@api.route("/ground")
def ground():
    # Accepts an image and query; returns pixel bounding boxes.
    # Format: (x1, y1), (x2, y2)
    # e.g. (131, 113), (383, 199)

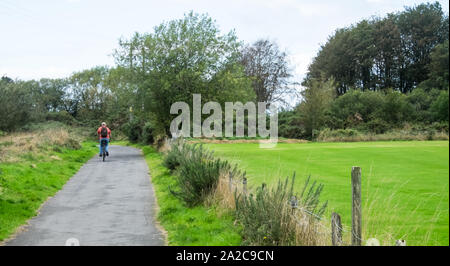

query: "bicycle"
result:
(100, 139), (108, 162)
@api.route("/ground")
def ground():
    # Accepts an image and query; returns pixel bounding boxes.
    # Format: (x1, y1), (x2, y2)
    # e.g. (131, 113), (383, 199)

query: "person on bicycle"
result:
(97, 122), (111, 157)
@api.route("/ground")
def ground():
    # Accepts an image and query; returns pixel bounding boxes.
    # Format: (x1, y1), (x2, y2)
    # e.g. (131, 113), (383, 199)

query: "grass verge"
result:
(124, 142), (241, 246)
(0, 141), (98, 242)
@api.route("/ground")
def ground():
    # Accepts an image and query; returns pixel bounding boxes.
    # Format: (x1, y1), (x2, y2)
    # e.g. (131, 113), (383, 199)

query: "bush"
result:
(235, 174), (327, 246)
(122, 119), (142, 142)
(278, 109), (306, 139)
(430, 90), (449, 122)
(141, 122), (155, 144)
(162, 140), (189, 171)
(430, 121), (449, 133)
(169, 144), (237, 206)
(330, 90), (385, 127)
(46, 111), (77, 125)
(363, 118), (390, 134)
(381, 90), (412, 125)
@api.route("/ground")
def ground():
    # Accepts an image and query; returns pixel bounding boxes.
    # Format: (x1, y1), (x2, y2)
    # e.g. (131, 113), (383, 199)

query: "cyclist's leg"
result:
(99, 139), (102, 156)
(105, 139), (109, 156)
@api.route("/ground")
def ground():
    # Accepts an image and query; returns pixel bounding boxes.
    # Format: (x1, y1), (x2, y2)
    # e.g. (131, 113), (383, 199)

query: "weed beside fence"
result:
(235, 174), (328, 246)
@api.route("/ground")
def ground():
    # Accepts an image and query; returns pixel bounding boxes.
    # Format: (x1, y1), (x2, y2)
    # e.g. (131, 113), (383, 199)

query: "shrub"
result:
(46, 111), (77, 125)
(122, 119), (142, 142)
(235, 174), (327, 246)
(430, 90), (449, 122)
(162, 140), (190, 171)
(278, 109), (306, 139)
(363, 118), (390, 134)
(430, 121), (449, 133)
(141, 122), (155, 144)
(169, 144), (238, 206)
(381, 90), (412, 125)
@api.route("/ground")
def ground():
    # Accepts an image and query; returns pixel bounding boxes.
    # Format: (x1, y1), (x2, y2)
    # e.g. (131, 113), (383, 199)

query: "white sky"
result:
(1, 0), (448, 82)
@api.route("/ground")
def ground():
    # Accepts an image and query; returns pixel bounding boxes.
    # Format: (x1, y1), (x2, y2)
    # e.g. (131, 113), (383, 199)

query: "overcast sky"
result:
(1, 0), (448, 82)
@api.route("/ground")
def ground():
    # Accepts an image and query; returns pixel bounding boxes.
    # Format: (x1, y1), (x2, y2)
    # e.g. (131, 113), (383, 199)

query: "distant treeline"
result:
(280, 2), (449, 139)
(1, 3), (448, 141)
(305, 2), (449, 94)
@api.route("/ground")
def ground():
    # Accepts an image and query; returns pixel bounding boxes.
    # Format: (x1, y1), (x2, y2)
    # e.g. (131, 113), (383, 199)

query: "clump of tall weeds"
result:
(234, 173), (328, 246)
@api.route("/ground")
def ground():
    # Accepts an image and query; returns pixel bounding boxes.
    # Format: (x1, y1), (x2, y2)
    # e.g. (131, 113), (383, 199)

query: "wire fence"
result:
(227, 167), (367, 246)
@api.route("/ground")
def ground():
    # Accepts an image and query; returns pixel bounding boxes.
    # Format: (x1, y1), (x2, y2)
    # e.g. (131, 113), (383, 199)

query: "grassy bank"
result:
(0, 126), (98, 241)
(124, 142), (241, 245)
(204, 141), (449, 246)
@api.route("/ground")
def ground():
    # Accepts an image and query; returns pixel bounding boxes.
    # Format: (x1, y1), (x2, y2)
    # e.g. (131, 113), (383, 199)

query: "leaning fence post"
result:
(351, 166), (362, 246)
(331, 212), (342, 246)
(242, 176), (247, 195)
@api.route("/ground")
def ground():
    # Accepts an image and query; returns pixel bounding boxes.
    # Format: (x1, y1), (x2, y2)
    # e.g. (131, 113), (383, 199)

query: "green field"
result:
(204, 141), (449, 246)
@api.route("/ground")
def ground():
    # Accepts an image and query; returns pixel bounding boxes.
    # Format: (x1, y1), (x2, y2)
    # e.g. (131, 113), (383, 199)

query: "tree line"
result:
(280, 2), (449, 139)
(305, 2), (448, 94)
(1, 3), (448, 141)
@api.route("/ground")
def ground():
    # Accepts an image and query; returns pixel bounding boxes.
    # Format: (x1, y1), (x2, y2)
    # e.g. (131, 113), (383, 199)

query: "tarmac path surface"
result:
(6, 145), (165, 246)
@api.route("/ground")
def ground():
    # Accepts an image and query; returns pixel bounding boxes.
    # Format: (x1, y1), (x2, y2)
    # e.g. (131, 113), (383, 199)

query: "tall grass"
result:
(0, 127), (81, 163)
(358, 175), (448, 246)
(234, 174), (329, 246)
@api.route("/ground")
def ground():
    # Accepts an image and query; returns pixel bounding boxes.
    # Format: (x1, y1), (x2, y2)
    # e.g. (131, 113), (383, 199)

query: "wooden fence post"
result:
(331, 212), (342, 246)
(351, 166), (362, 246)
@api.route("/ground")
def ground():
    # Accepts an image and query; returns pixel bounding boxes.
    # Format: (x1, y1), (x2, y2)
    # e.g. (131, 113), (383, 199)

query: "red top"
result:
(97, 126), (111, 140)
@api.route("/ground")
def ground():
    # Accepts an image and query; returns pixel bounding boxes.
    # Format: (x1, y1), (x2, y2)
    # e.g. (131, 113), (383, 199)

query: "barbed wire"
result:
(287, 202), (365, 245)
(225, 171), (366, 245)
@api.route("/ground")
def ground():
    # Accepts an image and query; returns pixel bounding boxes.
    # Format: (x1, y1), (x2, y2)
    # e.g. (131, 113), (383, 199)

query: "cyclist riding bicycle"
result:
(97, 122), (111, 157)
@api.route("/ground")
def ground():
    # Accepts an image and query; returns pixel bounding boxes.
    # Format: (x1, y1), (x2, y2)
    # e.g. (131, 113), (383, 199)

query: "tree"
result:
(430, 90), (449, 122)
(33, 78), (67, 112)
(396, 2), (449, 92)
(419, 40), (449, 90)
(298, 78), (336, 138)
(304, 2), (449, 94)
(372, 15), (402, 90)
(240, 39), (294, 105)
(69, 66), (113, 123)
(0, 78), (34, 131)
(114, 11), (254, 136)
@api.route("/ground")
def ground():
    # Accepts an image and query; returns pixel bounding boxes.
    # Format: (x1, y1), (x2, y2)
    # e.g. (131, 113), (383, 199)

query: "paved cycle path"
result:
(6, 145), (165, 246)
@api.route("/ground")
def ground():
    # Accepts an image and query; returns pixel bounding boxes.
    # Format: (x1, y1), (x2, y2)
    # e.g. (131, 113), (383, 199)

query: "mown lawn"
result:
(204, 141), (449, 246)
(0, 141), (98, 242)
